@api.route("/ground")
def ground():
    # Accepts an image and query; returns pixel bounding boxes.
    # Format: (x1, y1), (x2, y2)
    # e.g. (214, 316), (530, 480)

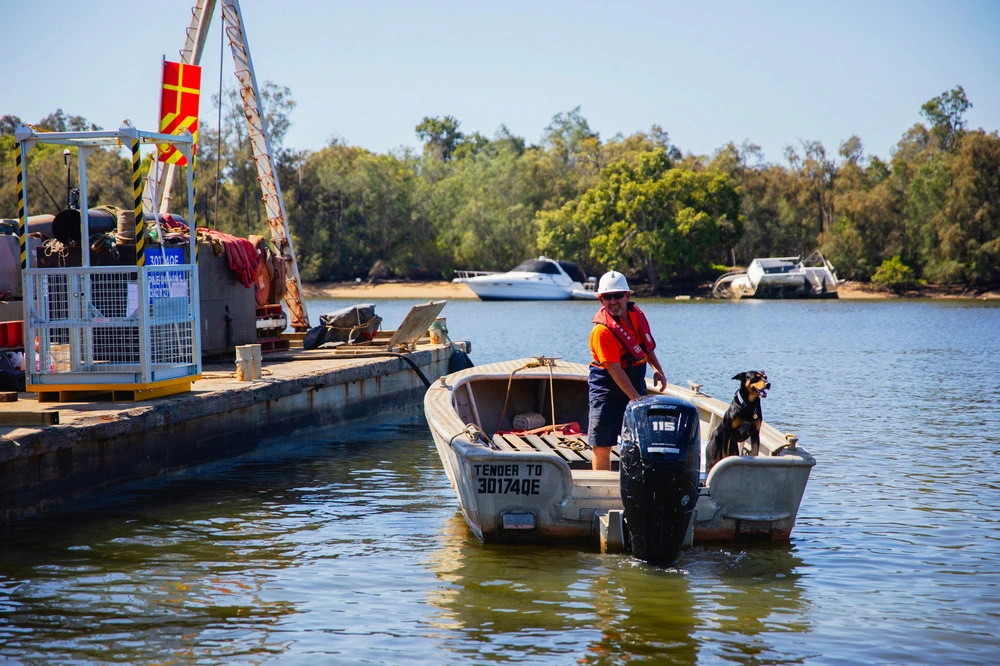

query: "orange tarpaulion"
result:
(158, 60), (201, 165)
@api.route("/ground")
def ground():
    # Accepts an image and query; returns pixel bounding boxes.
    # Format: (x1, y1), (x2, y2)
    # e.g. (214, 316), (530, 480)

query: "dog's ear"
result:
(732, 372), (747, 381)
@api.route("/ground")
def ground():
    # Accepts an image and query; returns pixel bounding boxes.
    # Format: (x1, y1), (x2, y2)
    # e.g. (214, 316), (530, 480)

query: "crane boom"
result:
(153, 0), (310, 331)
(220, 0), (308, 330)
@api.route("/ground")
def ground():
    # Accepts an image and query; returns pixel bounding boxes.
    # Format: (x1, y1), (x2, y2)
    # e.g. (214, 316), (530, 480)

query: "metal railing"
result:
(453, 270), (498, 279)
(24, 265), (200, 387)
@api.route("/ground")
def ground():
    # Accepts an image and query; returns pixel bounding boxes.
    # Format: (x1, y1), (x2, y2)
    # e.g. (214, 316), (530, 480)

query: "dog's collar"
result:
(735, 390), (760, 419)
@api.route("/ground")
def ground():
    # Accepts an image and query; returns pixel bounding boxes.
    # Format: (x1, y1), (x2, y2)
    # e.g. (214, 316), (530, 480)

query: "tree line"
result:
(2, 85), (997, 290)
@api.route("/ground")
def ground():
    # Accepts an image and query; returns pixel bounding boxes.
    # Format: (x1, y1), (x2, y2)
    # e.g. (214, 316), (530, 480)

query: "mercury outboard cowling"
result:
(619, 395), (701, 565)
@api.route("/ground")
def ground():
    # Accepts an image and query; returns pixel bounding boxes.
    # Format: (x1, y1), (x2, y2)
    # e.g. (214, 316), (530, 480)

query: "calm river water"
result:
(1, 297), (998, 664)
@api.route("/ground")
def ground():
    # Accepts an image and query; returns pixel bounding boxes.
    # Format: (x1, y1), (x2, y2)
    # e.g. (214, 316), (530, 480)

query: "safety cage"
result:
(14, 122), (202, 400)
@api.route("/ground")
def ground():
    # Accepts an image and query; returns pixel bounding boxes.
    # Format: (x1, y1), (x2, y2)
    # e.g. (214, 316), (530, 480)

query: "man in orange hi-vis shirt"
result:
(587, 271), (667, 471)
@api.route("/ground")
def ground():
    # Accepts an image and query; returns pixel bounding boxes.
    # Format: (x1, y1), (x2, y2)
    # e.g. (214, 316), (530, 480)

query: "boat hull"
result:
(464, 284), (573, 301)
(452, 257), (596, 301)
(454, 276), (576, 301)
(424, 359), (816, 548)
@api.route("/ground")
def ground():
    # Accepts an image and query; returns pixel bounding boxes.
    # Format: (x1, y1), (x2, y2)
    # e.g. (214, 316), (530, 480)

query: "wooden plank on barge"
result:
(0, 411), (59, 426)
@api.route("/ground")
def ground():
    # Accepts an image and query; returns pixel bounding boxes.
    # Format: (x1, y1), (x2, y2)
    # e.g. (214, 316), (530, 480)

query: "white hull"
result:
(424, 358), (815, 547)
(455, 276), (578, 301)
(453, 257), (597, 301)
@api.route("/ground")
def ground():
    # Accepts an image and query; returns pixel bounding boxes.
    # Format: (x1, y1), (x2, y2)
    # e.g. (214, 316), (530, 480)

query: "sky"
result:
(3, 0), (999, 165)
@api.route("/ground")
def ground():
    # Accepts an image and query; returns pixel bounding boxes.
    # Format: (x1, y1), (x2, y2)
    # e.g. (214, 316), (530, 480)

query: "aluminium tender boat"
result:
(424, 357), (815, 555)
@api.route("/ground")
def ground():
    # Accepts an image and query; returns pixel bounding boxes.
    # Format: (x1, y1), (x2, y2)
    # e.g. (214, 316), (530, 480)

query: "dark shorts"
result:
(588, 399), (629, 448)
(587, 363), (647, 448)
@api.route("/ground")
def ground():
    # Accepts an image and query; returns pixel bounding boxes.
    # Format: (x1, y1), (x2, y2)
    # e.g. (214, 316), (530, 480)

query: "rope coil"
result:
(42, 238), (69, 258)
(320, 314), (381, 344)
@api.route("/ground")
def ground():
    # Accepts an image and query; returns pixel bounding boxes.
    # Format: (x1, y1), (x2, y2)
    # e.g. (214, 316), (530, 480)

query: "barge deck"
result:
(0, 341), (452, 521)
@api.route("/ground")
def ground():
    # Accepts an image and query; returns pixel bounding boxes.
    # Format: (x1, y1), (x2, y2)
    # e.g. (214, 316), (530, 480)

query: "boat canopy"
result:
(511, 259), (562, 275)
(557, 261), (587, 284)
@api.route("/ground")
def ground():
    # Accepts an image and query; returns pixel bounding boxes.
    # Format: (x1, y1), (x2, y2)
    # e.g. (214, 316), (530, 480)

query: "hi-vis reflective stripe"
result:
(132, 139), (145, 267)
(16, 147), (26, 269)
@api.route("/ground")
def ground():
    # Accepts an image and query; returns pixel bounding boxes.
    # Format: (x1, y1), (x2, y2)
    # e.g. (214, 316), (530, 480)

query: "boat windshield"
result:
(510, 259), (561, 274)
(801, 250), (828, 268)
(758, 258), (800, 274)
(557, 261), (587, 283)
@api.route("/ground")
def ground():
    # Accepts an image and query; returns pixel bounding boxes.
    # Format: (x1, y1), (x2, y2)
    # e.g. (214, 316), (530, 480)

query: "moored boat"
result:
(424, 357), (815, 557)
(713, 249), (840, 299)
(453, 257), (597, 301)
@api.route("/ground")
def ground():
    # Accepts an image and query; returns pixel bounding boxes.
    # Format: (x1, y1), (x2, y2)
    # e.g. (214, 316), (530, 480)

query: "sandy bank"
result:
(301, 280), (998, 301)
(303, 280), (478, 300)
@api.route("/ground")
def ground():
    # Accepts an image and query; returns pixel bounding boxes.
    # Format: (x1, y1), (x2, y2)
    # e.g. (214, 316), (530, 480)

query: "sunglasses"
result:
(601, 292), (628, 301)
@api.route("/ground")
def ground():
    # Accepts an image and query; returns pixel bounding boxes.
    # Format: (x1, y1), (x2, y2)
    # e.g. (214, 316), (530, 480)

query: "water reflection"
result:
(426, 513), (810, 664)
(0, 503), (299, 662)
(0, 420), (449, 664)
(0, 299), (996, 663)
(579, 561), (697, 665)
(684, 546), (812, 664)
(426, 514), (623, 658)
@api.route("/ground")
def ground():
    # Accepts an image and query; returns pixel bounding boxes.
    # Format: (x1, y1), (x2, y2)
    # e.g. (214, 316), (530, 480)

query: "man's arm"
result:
(647, 349), (666, 392)
(605, 361), (643, 402)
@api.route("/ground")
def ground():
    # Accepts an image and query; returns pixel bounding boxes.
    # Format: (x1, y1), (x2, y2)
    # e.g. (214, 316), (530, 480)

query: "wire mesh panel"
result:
(24, 265), (200, 388)
(92, 271), (141, 367)
(147, 263), (196, 369)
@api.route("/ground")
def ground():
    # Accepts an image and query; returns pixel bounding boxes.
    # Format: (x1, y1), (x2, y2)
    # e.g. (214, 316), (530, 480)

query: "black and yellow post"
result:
(16, 145), (26, 270)
(191, 153), (198, 265)
(132, 138), (145, 267)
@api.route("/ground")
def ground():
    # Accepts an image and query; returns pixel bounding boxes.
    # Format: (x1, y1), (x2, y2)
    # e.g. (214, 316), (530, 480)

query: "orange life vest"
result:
(591, 303), (655, 366)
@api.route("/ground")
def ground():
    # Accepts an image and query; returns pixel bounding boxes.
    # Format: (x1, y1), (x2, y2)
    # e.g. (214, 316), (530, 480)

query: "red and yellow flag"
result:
(158, 60), (201, 165)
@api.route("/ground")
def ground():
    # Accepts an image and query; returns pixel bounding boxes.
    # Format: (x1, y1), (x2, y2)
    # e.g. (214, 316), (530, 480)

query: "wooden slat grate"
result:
(486, 431), (619, 470)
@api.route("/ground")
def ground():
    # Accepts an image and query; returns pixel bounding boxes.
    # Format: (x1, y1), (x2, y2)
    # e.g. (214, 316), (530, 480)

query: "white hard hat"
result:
(597, 271), (631, 295)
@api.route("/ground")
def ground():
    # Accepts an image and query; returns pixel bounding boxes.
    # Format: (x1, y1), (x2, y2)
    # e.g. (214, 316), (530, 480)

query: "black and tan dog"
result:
(705, 371), (770, 474)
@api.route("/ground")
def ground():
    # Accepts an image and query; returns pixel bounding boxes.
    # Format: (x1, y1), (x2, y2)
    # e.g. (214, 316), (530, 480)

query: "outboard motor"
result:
(619, 395), (701, 565)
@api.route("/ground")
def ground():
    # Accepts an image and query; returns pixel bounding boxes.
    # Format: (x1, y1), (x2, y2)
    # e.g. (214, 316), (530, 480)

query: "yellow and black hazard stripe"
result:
(131, 138), (145, 267)
(16, 146), (26, 269)
(191, 153), (198, 265)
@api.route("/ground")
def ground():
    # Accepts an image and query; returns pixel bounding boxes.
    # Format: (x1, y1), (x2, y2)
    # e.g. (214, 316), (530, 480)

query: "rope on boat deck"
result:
(556, 437), (589, 452)
(495, 355), (560, 437)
